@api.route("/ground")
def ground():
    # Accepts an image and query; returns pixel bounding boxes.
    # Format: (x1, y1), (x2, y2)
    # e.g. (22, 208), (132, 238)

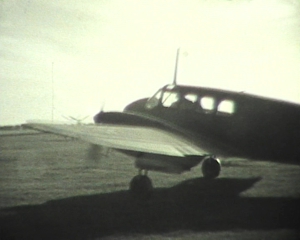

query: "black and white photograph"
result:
(1, 0), (300, 239)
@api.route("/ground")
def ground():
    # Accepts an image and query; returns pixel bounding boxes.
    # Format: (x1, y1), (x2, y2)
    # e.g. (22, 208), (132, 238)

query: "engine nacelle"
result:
(201, 156), (221, 179)
(135, 153), (202, 174)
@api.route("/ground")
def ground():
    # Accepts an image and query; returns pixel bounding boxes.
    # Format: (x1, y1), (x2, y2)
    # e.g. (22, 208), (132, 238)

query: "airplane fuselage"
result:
(94, 84), (300, 162)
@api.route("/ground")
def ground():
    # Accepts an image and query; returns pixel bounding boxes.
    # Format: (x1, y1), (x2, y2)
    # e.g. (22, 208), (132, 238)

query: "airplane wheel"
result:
(129, 175), (153, 200)
(201, 156), (221, 179)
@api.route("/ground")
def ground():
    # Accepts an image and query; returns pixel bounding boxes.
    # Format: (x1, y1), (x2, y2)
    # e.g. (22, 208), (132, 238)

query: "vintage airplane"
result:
(25, 50), (300, 200)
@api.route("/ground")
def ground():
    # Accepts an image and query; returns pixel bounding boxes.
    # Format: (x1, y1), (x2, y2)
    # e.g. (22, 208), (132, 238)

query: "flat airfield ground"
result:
(0, 132), (300, 239)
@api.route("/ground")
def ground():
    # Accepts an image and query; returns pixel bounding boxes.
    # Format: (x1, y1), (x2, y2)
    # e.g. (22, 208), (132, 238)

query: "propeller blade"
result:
(87, 144), (111, 161)
(62, 115), (71, 121)
(69, 116), (78, 121)
(87, 144), (103, 161)
(79, 115), (89, 121)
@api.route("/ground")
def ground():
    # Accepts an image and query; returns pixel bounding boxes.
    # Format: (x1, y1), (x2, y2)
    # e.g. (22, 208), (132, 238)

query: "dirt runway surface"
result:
(0, 133), (300, 239)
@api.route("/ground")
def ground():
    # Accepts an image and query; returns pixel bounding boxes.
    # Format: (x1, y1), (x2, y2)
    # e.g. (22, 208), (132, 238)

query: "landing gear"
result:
(129, 170), (153, 200)
(201, 156), (221, 179)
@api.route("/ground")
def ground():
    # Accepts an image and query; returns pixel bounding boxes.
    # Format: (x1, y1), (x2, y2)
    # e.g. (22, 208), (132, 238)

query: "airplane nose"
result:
(93, 101), (106, 123)
(93, 111), (104, 123)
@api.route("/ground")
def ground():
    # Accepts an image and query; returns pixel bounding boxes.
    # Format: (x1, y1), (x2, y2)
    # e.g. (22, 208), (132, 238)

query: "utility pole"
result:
(51, 62), (54, 122)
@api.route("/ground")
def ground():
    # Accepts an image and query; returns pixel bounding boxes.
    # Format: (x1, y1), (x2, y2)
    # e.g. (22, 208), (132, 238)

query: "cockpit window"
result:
(145, 89), (162, 109)
(162, 91), (180, 108)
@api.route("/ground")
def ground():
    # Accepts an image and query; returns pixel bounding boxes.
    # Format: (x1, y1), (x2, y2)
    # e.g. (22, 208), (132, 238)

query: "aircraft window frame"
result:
(217, 99), (236, 115)
(162, 90), (180, 108)
(199, 96), (216, 113)
(165, 84), (176, 90)
(145, 89), (162, 109)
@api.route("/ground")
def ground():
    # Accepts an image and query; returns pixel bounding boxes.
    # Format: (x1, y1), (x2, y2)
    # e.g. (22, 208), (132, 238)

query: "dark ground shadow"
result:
(1, 177), (299, 240)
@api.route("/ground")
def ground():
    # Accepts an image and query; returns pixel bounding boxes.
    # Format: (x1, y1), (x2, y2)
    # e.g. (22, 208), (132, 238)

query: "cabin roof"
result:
(164, 84), (300, 107)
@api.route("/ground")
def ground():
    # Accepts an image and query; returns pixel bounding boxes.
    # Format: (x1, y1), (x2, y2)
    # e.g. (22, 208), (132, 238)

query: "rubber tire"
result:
(201, 157), (221, 179)
(129, 175), (153, 201)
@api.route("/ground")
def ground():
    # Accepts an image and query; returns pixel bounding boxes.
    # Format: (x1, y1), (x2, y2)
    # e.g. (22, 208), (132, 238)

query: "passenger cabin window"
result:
(180, 93), (198, 110)
(145, 89), (162, 109)
(200, 96), (215, 113)
(162, 91), (180, 108)
(217, 100), (235, 115)
(184, 93), (198, 103)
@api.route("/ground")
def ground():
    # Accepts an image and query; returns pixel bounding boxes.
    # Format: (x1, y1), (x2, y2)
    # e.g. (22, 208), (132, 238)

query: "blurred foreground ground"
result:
(0, 132), (300, 239)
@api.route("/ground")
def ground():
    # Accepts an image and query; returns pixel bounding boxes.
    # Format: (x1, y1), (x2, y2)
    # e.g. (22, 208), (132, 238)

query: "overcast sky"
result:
(1, 0), (300, 125)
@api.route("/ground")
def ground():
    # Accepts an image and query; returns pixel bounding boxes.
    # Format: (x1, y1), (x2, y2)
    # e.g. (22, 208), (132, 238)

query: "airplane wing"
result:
(24, 122), (208, 157)
(0, 129), (41, 136)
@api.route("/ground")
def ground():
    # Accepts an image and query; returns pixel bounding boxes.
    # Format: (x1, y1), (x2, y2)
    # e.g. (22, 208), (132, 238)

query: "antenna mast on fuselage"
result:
(173, 48), (180, 85)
